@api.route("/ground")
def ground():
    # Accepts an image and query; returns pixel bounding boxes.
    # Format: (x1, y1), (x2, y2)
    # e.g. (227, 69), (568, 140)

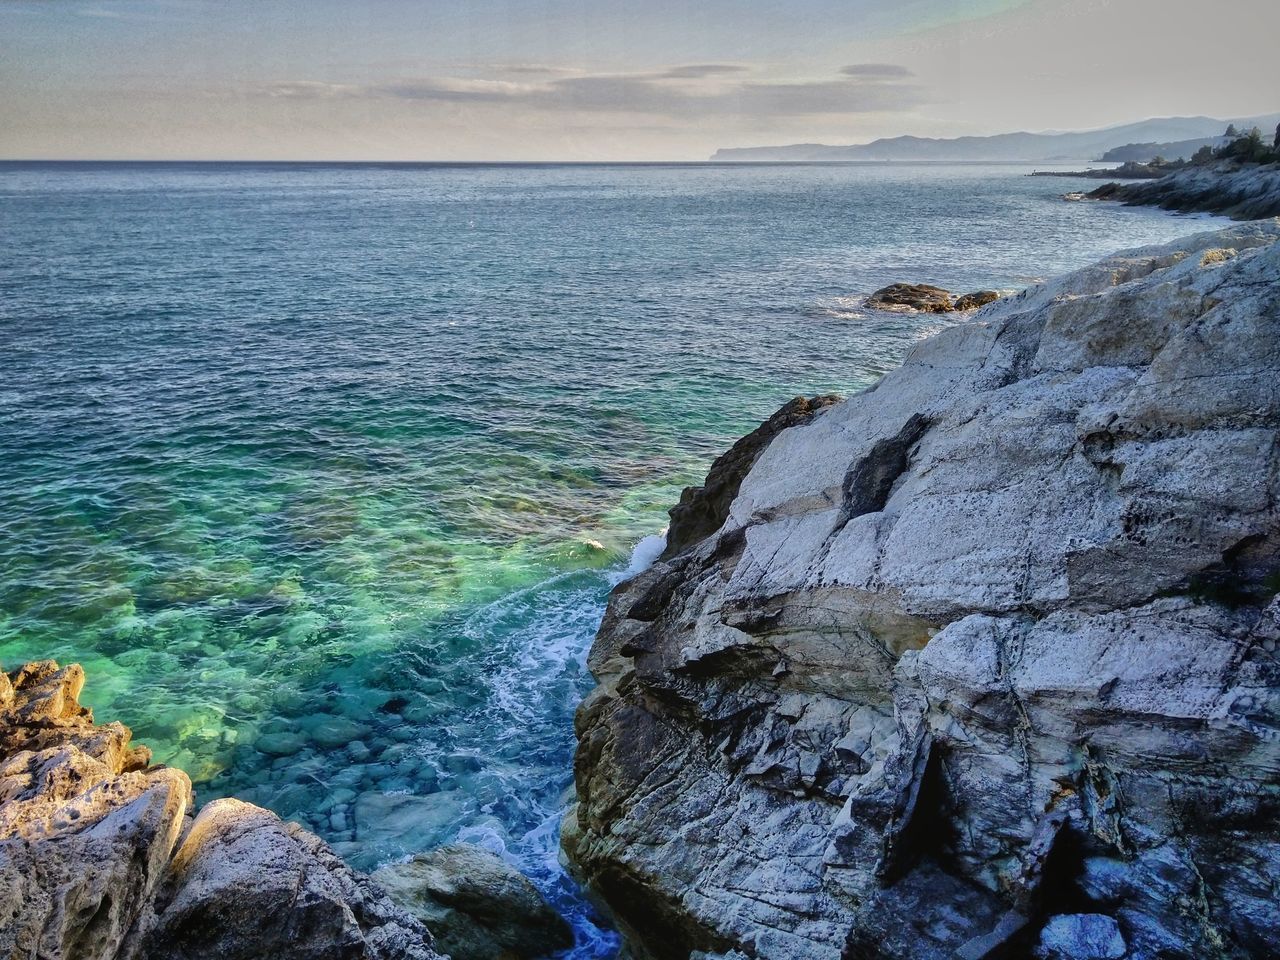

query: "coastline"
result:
(3, 167), (1275, 960)
(1087, 161), (1280, 219)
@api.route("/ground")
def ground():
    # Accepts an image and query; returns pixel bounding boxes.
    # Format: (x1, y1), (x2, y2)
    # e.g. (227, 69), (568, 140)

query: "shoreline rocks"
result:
(0, 660), (443, 959)
(1088, 161), (1280, 219)
(564, 221), (1280, 959)
(865, 283), (1002, 314)
(0, 659), (575, 960)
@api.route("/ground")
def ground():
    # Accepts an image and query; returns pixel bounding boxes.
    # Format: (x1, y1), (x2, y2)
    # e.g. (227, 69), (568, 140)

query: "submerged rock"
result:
(1035, 914), (1127, 960)
(0, 660), (444, 960)
(565, 221), (1280, 959)
(374, 844), (574, 960)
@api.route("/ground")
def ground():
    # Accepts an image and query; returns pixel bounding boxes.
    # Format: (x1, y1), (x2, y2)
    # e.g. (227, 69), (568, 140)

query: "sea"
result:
(0, 160), (1226, 956)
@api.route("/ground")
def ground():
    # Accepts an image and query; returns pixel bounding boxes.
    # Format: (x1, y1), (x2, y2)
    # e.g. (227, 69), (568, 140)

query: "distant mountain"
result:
(712, 113), (1280, 163)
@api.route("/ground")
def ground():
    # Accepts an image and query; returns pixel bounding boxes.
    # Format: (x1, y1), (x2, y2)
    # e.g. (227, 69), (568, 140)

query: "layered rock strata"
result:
(564, 222), (1280, 960)
(1089, 162), (1280, 220)
(0, 660), (443, 960)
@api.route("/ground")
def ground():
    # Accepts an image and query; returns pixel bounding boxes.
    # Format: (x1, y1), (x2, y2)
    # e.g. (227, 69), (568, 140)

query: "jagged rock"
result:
(953, 290), (1001, 311)
(0, 662), (187, 960)
(663, 394), (840, 559)
(864, 285), (1003, 314)
(0, 660), (446, 960)
(374, 844), (574, 960)
(136, 799), (439, 960)
(565, 221), (1280, 960)
(865, 282), (955, 313)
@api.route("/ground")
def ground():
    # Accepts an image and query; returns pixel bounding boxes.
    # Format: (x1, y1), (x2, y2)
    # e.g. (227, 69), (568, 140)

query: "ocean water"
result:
(0, 161), (1223, 955)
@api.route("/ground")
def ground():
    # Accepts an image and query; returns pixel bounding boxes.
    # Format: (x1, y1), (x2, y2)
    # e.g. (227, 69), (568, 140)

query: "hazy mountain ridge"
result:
(713, 113), (1280, 162)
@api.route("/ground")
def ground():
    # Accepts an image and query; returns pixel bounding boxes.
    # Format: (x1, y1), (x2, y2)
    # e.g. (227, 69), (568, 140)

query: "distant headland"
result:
(712, 112), (1280, 163)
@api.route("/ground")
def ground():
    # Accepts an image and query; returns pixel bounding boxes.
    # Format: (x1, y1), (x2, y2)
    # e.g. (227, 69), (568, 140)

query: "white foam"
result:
(612, 531), (666, 585)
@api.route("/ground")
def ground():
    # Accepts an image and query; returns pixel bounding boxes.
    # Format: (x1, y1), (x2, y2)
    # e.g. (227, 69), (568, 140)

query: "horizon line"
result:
(0, 158), (1111, 166)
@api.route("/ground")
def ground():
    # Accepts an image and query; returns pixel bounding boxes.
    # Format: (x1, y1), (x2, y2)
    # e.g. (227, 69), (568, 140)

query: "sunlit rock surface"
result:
(565, 221), (1280, 960)
(0, 660), (443, 960)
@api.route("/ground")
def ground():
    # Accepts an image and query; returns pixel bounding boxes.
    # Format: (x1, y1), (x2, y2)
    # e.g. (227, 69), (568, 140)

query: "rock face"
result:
(1089, 161), (1280, 219)
(664, 395), (841, 560)
(565, 222), (1280, 959)
(374, 844), (574, 960)
(0, 660), (444, 960)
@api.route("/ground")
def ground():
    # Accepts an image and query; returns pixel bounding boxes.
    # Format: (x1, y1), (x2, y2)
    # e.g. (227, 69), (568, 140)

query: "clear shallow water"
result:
(0, 161), (1223, 955)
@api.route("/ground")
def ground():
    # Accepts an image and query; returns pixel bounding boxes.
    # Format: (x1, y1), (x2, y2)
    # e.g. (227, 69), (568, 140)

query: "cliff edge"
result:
(564, 222), (1280, 959)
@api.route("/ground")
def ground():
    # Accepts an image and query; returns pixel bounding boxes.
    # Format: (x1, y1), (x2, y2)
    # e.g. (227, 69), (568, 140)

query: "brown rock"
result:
(865, 282), (955, 313)
(138, 799), (439, 960)
(954, 290), (1001, 311)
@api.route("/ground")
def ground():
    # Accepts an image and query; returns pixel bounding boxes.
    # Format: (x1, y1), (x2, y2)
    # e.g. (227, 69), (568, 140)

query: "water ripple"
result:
(0, 161), (1225, 957)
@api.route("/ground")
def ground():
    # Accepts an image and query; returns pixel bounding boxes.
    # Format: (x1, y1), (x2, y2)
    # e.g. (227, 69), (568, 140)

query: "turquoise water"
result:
(0, 161), (1221, 955)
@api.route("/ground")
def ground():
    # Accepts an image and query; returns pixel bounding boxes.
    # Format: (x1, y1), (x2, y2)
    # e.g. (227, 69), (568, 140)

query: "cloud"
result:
(266, 80), (359, 99)
(840, 63), (914, 79)
(732, 77), (922, 115)
(377, 77), (534, 103)
(262, 63), (923, 119)
(490, 64), (583, 77)
(656, 63), (750, 79)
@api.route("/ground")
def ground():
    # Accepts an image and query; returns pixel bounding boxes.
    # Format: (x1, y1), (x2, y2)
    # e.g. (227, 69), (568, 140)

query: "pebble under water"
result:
(0, 161), (1226, 956)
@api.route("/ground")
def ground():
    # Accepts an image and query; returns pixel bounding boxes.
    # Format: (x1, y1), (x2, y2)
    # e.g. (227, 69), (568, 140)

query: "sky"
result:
(2, 0), (1278, 160)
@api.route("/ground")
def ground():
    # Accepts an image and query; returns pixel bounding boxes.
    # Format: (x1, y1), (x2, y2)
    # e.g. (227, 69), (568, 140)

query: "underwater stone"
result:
(255, 731), (308, 757)
(306, 716), (373, 749)
(354, 790), (468, 842)
(1035, 914), (1127, 960)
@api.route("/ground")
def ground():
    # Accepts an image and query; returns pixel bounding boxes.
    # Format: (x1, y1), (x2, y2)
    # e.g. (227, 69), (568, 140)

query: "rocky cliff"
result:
(564, 222), (1280, 960)
(1089, 162), (1280, 219)
(0, 660), (443, 960)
